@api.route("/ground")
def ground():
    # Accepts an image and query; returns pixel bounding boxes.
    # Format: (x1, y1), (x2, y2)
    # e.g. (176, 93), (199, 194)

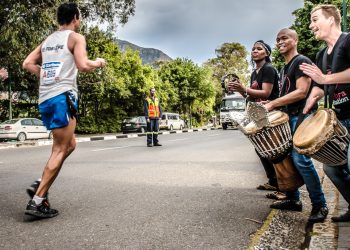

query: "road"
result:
(0, 129), (273, 249)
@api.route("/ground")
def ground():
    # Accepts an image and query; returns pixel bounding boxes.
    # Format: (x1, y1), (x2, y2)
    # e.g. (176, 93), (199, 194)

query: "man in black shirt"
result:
(300, 4), (350, 222)
(264, 28), (328, 223)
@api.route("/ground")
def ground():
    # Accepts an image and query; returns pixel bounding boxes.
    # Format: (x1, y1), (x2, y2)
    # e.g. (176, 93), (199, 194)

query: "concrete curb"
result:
(0, 127), (222, 149)
(249, 161), (341, 249)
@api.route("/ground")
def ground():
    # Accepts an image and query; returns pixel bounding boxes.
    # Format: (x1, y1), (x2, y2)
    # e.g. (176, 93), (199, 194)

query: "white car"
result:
(0, 118), (52, 142)
(160, 112), (185, 130)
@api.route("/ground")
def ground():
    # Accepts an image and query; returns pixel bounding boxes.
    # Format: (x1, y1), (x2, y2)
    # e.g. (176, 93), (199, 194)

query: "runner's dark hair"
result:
(57, 2), (80, 25)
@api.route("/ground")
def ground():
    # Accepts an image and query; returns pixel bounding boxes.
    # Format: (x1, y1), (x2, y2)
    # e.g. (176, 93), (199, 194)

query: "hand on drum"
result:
(263, 101), (274, 112)
(303, 95), (319, 114)
(299, 63), (327, 84)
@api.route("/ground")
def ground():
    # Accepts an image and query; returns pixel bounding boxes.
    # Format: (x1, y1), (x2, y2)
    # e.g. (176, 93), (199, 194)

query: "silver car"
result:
(160, 112), (185, 130)
(0, 118), (52, 142)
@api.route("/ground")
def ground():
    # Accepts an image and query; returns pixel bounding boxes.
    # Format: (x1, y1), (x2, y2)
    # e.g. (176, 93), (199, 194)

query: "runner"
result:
(22, 2), (106, 218)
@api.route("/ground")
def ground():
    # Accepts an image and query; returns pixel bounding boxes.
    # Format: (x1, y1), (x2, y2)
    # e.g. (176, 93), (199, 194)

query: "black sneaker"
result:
(256, 182), (278, 191)
(24, 199), (58, 218)
(270, 200), (303, 211)
(26, 179), (48, 200)
(308, 206), (328, 223)
(147, 144), (153, 147)
(331, 210), (350, 222)
(154, 143), (162, 146)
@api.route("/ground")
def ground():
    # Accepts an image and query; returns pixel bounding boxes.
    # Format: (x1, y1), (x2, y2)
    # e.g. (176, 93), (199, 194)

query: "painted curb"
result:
(0, 127), (222, 149)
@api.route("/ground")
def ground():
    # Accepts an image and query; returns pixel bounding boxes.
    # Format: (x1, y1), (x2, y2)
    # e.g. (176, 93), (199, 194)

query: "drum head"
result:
(243, 111), (288, 134)
(268, 111), (289, 126)
(293, 109), (334, 149)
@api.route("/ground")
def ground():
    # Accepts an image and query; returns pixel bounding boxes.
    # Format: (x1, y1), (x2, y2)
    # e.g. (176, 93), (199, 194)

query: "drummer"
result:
(264, 28), (328, 223)
(228, 40), (285, 199)
(300, 4), (350, 222)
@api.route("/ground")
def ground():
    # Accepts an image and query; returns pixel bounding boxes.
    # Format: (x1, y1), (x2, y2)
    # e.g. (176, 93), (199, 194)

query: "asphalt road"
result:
(0, 129), (273, 249)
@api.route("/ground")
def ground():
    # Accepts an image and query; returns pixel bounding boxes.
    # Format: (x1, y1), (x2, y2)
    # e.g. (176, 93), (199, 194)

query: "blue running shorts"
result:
(39, 91), (78, 130)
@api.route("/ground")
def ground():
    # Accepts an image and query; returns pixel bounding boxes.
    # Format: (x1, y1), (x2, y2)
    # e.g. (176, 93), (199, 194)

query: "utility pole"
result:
(8, 80), (12, 120)
(343, 0), (348, 32)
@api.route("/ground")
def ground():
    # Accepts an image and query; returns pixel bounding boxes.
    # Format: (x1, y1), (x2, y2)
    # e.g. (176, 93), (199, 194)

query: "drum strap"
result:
(295, 108), (306, 131)
(321, 32), (348, 109)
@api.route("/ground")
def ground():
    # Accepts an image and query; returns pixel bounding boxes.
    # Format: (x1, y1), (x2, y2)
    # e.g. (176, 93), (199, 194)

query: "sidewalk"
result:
(309, 167), (350, 250)
(250, 162), (350, 249)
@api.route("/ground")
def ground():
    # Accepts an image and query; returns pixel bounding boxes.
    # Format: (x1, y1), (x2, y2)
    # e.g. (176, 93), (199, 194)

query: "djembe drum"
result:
(293, 109), (350, 167)
(239, 108), (304, 191)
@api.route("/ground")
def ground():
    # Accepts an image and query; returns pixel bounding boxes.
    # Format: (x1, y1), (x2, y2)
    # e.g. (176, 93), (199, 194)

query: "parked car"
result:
(0, 118), (52, 142)
(160, 112), (185, 130)
(121, 116), (147, 134)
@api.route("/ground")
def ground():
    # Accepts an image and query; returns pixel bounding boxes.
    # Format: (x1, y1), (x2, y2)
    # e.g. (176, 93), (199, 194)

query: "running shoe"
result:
(24, 199), (58, 218)
(26, 179), (48, 199)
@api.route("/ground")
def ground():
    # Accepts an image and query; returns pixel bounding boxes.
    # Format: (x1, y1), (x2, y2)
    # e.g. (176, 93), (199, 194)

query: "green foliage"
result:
(205, 42), (250, 83)
(272, 0), (349, 68)
(0, 1), (135, 129)
(157, 58), (216, 125)
(204, 42), (250, 111)
(76, 27), (160, 133)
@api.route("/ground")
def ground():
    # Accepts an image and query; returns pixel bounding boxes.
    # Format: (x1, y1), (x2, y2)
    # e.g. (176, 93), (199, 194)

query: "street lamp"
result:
(343, 0), (348, 32)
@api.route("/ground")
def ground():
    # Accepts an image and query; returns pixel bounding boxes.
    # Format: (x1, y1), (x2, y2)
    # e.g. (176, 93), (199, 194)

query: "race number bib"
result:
(41, 61), (63, 84)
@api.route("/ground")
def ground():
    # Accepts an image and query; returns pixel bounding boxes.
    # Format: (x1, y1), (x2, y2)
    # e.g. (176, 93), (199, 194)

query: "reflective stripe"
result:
(146, 97), (160, 118)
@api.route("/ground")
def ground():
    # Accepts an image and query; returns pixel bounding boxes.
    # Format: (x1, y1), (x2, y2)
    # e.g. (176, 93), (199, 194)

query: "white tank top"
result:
(39, 30), (78, 104)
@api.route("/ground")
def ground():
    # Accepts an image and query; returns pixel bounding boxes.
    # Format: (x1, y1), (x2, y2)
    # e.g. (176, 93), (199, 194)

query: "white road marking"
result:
(167, 138), (189, 142)
(208, 133), (222, 137)
(92, 146), (130, 152)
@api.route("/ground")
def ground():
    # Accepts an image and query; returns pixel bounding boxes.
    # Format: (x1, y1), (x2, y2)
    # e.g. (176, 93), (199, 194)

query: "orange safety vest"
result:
(146, 97), (160, 118)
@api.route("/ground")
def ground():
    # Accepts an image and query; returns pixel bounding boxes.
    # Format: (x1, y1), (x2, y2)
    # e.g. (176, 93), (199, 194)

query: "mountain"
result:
(116, 39), (172, 65)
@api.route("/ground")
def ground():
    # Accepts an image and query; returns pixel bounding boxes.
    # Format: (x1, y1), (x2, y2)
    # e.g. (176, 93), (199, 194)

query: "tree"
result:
(0, 0), (135, 120)
(157, 58), (216, 126)
(76, 27), (161, 133)
(272, 0), (348, 69)
(204, 42), (250, 112)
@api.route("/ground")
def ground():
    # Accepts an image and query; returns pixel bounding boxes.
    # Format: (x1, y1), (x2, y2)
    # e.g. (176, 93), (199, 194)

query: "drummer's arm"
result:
(300, 63), (350, 85)
(303, 86), (324, 114)
(265, 76), (311, 111)
(246, 82), (273, 99)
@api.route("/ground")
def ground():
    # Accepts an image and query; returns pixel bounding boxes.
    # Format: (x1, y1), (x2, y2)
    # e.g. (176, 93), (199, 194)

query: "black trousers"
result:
(147, 119), (159, 145)
(256, 150), (278, 187)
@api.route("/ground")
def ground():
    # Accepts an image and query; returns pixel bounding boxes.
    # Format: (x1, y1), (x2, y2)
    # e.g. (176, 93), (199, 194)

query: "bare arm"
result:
(303, 86), (324, 114)
(300, 62), (350, 85)
(69, 32), (106, 72)
(246, 82), (273, 99)
(229, 80), (273, 99)
(22, 44), (42, 77)
(265, 76), (311, 111)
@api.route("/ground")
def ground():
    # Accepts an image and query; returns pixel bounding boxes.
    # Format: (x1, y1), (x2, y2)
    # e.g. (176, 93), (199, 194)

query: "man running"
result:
(23, 2), (106, 218)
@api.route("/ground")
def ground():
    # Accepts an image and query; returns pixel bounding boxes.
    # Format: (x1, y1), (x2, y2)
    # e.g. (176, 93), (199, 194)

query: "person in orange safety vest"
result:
(144, 88), (163, 147)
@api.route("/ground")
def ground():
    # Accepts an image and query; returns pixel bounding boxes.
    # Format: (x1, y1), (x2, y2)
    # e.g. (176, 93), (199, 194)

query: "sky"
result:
(116, 0), (304, 65)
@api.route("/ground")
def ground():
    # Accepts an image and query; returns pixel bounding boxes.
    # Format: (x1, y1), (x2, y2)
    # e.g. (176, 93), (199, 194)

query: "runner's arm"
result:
(71, 33), (106, 72)
(22, 44), (42, 77)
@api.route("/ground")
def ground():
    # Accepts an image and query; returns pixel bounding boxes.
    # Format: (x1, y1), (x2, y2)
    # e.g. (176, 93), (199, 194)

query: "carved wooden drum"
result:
(241, 111), (292, 160)
(293, 109), (350, 167)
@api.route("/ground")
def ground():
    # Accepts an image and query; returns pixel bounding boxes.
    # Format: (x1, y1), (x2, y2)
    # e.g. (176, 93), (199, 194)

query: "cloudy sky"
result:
(116, 0), (304, 64)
